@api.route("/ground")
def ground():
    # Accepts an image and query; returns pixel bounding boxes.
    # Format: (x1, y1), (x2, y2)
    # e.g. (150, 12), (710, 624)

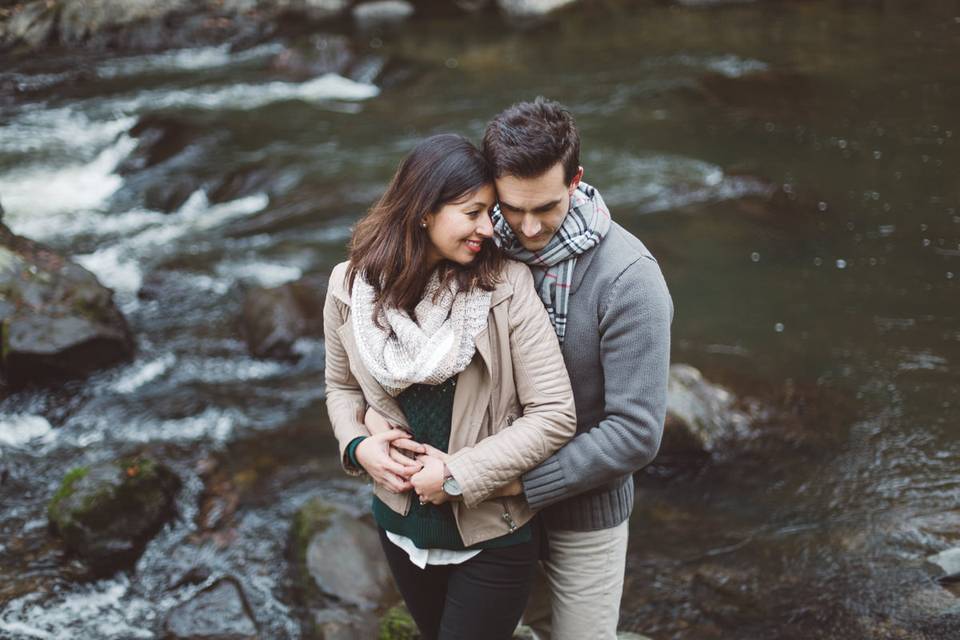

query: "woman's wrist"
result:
(346, 435), (368, 469)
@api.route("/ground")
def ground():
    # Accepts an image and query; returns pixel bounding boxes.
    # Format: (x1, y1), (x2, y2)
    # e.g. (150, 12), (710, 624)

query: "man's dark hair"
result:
(483, 97), (581, 185)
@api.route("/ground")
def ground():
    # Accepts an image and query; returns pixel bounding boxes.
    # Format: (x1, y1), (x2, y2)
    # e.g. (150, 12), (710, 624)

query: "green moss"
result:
(379, 604), (419, 640)
(47, 466), (90, 521)
(291, 498), (336, 561)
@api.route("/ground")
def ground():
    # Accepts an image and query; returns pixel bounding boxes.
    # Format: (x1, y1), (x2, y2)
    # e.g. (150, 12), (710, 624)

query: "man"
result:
(481, 97), (673, 640)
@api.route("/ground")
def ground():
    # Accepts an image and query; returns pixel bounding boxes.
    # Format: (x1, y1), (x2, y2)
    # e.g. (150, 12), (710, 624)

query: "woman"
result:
(323, 133), (576, 640)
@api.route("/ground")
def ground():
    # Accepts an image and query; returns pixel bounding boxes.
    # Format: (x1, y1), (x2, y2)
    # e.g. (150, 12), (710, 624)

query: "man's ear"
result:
(568, 166), (584, 194)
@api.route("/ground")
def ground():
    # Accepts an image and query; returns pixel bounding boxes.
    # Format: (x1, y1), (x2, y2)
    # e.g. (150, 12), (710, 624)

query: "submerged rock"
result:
(663, 364), (750, 455)
(0, 223), (134, 388)
(164, 577), (259, 639)
(928, 548), (960, 584)
(496, 0), (578, 19)
(241, 274), (327, 360)
(47, 455), (181, 574)
(352, 1), (415, 28)
(290, 496), (395, 610)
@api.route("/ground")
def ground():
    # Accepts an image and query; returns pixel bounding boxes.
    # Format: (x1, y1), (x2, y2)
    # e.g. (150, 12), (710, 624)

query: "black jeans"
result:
(378, 525), (541, 640)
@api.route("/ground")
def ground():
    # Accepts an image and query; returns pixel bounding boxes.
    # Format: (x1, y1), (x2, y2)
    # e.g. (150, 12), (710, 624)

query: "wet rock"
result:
(164, 577), (259, 639)
(46, 455), (181, 574)
(928, 548), (960, 584)
(241, 274), (326, 360)
(119, 115), (203, 174)
(496, 0), (578, 19)
(352, 1), (415, 28)
(290, 496), (395, 610)
(691, 563), (765, 625)
(269, 35), (354, 80)
(663, 364), (749, 455)
(0, 1), (58, 50)
(454, 0), (493, 12)
(144, 175), (202, 213)
(208, 164), (288, 204)
(0, 223), (134, 388)
(56, 0), (192, 47)
(289, 0), (352, 21)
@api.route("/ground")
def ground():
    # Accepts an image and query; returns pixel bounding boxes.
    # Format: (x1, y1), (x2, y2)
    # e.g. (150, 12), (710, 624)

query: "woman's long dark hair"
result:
(347, 134), (503, 317)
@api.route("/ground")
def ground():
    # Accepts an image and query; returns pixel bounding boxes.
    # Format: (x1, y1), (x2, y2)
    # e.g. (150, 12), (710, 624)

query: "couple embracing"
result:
(323, 98), (673, 640)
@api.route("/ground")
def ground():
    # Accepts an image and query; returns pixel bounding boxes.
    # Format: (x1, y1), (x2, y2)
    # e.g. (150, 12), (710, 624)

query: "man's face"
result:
(495, 162), (583, 253)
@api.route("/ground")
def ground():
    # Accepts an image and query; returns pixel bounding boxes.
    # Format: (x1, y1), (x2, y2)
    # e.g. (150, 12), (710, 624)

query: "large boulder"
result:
(0, 223), (134, 388)
(662, 364), (749, 455)
(290, 496), (395, 611)
(47, 455), (181, 574)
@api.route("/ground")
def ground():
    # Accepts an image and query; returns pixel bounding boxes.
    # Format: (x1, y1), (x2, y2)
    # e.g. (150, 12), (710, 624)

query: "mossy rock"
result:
(379, 604), (418, 640)
(47, 455), (181, 574)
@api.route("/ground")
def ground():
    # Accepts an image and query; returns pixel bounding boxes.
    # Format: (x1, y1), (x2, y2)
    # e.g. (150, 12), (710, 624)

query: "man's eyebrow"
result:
(499, 199), (561, 212)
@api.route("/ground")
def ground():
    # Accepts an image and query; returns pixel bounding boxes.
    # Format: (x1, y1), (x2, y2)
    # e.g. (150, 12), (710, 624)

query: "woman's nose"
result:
(476, 214), (494, 237)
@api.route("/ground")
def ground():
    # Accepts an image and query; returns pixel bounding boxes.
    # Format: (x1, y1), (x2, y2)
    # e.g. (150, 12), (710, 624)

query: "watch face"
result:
(443, 477), (463, 496)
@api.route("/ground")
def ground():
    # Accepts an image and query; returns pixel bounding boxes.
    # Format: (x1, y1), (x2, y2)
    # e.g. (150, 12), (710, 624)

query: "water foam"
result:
(95, 73), (379, 114)
(95, 43), (285, 79)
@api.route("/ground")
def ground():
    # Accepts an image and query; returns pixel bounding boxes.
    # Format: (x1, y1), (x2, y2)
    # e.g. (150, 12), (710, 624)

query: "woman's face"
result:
(423, 184), (496, 269)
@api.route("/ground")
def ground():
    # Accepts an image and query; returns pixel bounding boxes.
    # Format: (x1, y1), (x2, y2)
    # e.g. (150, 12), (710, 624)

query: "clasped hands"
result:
(353, 410), (452, 505)
(355, 407), (523, 504)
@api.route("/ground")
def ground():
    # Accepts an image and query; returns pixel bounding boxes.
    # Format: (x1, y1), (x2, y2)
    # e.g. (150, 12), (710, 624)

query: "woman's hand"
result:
(355, 429), (422, 493)
(365, 407), (427, 471)
(410, 454), (448, 505)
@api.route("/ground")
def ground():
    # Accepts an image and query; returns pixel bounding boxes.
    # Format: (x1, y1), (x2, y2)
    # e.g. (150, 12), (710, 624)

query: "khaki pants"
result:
(522, 520), (630, 640)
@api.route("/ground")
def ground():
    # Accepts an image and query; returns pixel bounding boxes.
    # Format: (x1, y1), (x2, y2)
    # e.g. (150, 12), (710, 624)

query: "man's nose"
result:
(521, 215), (541, 238)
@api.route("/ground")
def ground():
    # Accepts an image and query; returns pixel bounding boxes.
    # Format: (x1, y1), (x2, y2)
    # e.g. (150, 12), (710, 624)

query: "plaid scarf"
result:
(492, 182), (611, 344)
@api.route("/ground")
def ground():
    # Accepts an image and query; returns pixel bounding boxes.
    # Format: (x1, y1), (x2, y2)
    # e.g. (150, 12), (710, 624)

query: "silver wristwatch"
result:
(443, 465), (463, 497)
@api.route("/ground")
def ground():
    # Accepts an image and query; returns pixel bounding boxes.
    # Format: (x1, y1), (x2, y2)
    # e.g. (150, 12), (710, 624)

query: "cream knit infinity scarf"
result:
(351, 270), (491, 396)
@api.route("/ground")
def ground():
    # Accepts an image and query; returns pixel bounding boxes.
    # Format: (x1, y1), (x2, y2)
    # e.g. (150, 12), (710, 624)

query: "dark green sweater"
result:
(354, 375), (529, 550)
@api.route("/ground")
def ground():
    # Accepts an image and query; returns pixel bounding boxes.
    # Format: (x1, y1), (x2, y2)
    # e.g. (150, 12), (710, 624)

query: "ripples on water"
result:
(1, 1), (959, 637)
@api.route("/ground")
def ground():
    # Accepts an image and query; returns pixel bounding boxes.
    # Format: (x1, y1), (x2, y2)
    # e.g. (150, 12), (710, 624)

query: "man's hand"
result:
(365, 406), (394, 434)
(411, 454), (448, 505)
(355, 429), (421, 493)
(492, 478), (523, 498)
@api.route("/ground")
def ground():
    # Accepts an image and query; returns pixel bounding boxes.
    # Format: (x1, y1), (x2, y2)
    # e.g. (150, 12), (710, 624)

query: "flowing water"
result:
(1, 1), (958, 637)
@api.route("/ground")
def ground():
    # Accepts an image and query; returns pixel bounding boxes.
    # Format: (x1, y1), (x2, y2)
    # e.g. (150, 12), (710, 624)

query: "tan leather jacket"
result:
(323, 259), (576, 546)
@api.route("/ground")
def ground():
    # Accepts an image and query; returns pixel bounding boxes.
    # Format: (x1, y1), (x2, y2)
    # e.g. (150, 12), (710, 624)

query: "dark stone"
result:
(269, 35), (354, 80)
(208, 165), (283, 205)
(119, 115), (203, 174)
(144, 175), (202, 213)
(0, 223), (134, 388)
(241, 274), (327, 360)
(164, 577), (258, 640)
(47, 455), (181, 574)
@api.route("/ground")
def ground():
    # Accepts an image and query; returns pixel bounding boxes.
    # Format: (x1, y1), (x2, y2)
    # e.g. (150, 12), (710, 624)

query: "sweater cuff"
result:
(521, 456), (568, 511)
(345, 436), (367, 472)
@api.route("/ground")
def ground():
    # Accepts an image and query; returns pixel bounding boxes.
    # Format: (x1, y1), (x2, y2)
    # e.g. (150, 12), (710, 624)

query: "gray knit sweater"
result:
(520, 220), (674, 531)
